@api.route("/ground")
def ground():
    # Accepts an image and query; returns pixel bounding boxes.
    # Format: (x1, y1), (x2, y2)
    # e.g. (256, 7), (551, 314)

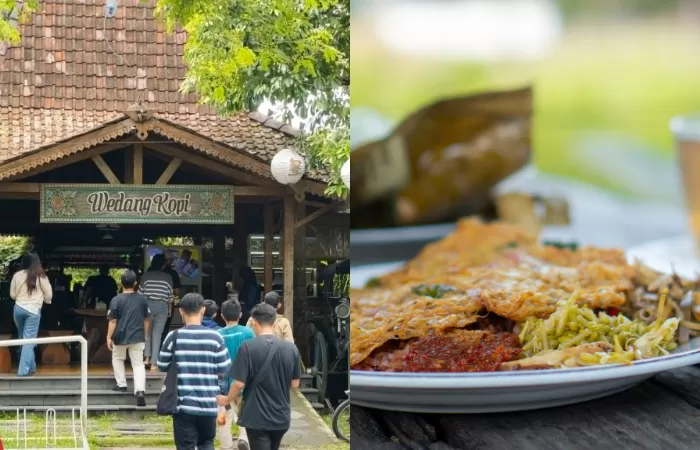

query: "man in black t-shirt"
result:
(106, 270), (151, 407)
(217, 304), (300, 450)
(84, 265), (118, 308)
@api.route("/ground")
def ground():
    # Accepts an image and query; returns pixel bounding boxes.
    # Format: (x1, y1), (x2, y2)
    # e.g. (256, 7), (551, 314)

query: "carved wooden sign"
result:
(40, 184), (234, 224)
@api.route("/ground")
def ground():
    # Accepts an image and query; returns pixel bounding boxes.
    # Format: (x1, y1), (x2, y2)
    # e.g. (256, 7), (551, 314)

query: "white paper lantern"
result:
(340, 158), (350, 189)
(270, 148), (306, 185)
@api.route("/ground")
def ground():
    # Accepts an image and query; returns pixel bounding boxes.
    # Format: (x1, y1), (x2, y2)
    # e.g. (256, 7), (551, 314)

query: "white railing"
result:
(0, 335), (89, 450)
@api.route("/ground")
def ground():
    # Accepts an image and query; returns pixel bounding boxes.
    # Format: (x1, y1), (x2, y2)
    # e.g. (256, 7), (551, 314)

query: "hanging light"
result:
(340, 159), (350, 189)
(270, 149), (306, 185)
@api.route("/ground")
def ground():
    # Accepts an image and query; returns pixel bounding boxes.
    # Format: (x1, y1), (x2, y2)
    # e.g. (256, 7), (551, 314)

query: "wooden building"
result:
(0, 0), (348, 369)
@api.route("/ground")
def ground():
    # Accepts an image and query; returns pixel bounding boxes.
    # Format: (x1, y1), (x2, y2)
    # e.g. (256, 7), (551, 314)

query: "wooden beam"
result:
(146, 143), (282, 189)
(303, 200), (332, 208)
(0, 193), (37, 200)
(0, 183), (40, 193)
(263, 202), (274, 293)
(91, 155), (121, 184)
(282, 195), (295, 324)
(0, 183), (279, 199)
(123, 148), (134, 184)
(155, 158), (182, 185)
(133, 143), (143, 184)
(294, 203), (337, 230)
(5, 141), (133, 181)
(235, 186), (284, 196)
(296, 179), (331, 198)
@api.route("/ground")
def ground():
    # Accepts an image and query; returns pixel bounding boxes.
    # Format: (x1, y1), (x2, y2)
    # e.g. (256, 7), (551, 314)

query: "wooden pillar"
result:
(213, 226), (226, 303)
(293, 202), (308, 356)
(282, 196), (295, 324)
(133, 143), (143, 184)
(233, 207), (249, 291)
(263, 202), (274, 293)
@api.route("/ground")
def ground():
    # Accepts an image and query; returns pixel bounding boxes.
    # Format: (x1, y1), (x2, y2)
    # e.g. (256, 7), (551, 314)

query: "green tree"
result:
(0, 0), (37, 43)
(156, 0), (350, 197)
(0, 235), (31, 278)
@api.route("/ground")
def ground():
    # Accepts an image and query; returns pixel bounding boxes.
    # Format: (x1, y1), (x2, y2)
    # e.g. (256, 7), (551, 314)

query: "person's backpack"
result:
(156, 330), (180, 415)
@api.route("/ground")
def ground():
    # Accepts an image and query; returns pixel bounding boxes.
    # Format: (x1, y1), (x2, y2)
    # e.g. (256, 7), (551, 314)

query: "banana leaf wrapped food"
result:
(351, 87), (532, 228)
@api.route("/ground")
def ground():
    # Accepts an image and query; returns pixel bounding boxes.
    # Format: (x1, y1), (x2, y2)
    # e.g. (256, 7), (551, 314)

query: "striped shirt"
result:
(218, 325), (256, 394)
(138, 270), (173, 303)
(157, 325), (232, 416)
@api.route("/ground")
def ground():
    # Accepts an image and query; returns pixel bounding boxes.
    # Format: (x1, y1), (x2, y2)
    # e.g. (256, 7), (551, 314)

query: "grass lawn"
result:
(0, 412), (349, 450)
(352, 18), (700, 196)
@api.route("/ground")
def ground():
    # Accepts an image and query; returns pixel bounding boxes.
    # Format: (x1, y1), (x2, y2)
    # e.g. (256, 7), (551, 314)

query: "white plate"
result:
(350, 247), (700, 413)
(626, 235), (700, 279)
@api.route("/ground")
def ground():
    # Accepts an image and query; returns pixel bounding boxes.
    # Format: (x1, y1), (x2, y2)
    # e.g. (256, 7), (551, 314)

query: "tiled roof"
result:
(0, 0), (327, 180)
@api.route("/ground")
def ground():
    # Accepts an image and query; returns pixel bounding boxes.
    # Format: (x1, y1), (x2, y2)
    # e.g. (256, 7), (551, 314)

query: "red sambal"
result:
(403, 331), (521, 372)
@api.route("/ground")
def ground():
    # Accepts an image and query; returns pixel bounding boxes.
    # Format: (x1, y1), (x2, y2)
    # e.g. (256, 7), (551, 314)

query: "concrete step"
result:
(299, 387), (319, 404)
(0, 374), (165, 391)
(309, 402), (326, 411)
(299, 374), (313, 389)
(299, 387), (318, 396)
(0, 389), (161, 406)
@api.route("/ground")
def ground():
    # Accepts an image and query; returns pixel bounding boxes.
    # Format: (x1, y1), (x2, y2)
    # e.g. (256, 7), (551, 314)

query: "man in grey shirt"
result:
(139, 253), (173, 369)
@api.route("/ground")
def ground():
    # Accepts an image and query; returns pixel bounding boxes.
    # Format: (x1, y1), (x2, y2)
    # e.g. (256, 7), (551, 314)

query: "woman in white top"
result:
(10, 252), (52, 376)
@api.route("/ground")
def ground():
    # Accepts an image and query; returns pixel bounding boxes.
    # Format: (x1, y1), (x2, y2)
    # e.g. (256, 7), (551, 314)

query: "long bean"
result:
(519, 294), (678, 365)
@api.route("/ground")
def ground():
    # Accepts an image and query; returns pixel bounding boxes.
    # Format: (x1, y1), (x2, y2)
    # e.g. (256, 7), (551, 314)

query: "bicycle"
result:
(331, 390), (350, 442)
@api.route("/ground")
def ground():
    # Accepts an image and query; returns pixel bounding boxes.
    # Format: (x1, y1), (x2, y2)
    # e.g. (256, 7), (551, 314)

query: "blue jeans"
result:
(13, 305), (41, 376)
(145, 300), (169, 366)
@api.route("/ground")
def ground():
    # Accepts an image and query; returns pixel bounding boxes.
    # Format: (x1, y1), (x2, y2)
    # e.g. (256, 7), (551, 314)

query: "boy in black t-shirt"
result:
(106, 270), (151, 407)
(217, 304), (301, 450)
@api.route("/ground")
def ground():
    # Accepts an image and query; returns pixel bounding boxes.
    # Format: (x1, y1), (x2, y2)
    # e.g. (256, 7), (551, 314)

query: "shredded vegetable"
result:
(519, 289), (678, 367)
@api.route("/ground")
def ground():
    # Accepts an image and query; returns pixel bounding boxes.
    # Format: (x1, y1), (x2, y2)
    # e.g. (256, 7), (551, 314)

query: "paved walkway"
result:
(283, 389), (337, 447)
(0, 390), (336, 449)
(94, 390), (336, 448)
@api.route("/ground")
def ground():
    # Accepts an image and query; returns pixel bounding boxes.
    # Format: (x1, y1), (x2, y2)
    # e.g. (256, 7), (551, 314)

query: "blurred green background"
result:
(351, 0), (700, 198)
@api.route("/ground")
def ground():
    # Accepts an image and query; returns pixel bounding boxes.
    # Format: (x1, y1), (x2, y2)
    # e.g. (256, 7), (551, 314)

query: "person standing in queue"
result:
(83, 265), (118, 309)
(217, 299), (255, 450)
(10, 252), (52, 377)
(158, 293), (232, 450)
(106, 270), (150, 407)
(218, 304), (301, 450)
(238, 266), (260, 326)
(201, 300), (221, 330)
(246, 292), (293, 343)
(160, 253), (181, 346)
(140, 253), (174, 371)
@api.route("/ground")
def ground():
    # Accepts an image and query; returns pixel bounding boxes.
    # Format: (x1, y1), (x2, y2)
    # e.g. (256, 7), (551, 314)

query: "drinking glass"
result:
(671, 115), (700, 247)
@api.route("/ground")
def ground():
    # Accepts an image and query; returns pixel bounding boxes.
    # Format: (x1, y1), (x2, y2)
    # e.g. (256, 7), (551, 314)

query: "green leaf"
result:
(213, 85), (226, 103)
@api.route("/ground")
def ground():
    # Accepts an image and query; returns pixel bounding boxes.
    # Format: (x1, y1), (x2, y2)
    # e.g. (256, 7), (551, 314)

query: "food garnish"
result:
(517, 289), (678, 368)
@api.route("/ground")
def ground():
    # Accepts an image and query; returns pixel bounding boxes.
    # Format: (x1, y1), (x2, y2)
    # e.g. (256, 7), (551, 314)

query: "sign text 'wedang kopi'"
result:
(40, 184), (234, 224)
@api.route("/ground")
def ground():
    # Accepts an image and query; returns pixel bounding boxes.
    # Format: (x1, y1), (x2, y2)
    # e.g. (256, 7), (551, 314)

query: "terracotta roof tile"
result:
(0, 107), (123, 159)
(0, 0), (327, 181)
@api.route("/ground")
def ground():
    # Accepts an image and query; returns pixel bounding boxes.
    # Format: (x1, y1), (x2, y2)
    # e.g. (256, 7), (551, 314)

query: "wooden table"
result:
(71, 308), (111, 363)
(0, 334), (11, 373)
(351, 366), (700, 449)
(40, 330), (72, 365)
